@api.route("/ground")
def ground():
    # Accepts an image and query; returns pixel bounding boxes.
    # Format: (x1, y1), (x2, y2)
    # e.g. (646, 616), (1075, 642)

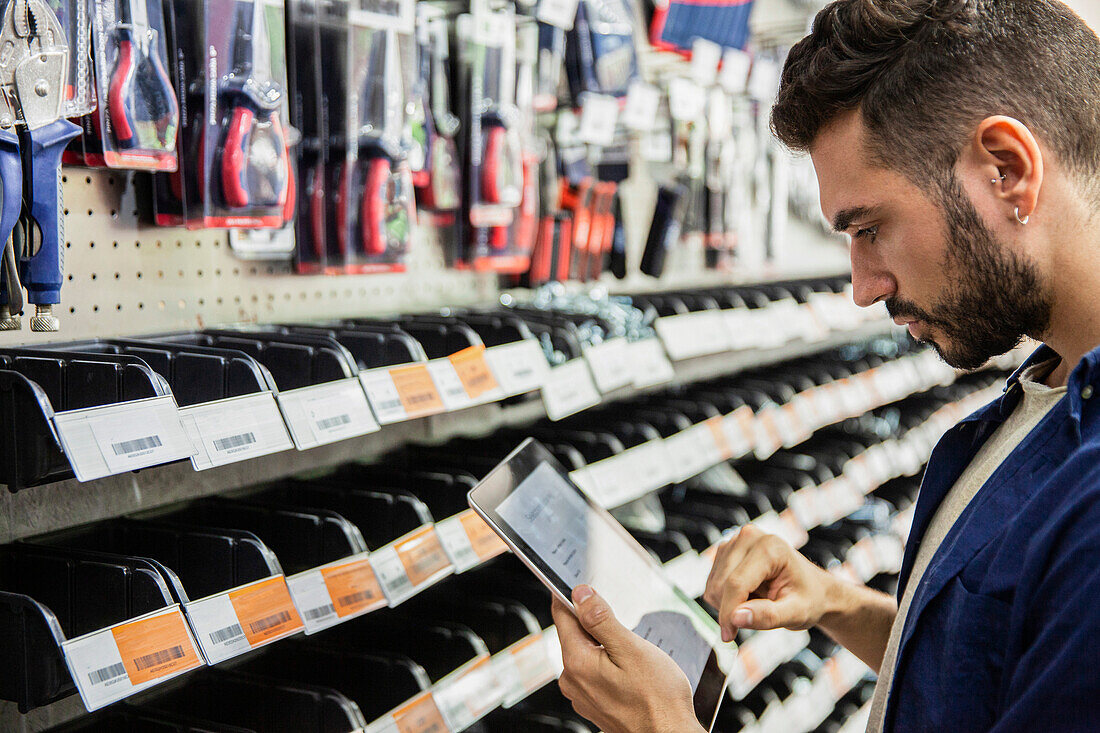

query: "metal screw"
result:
(34, 81), (48, 98)
(0, 115), (13, 129)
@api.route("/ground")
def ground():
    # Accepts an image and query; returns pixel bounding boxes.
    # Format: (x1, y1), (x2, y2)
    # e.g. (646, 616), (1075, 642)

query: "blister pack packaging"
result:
(342, 0), (417, 273)
(456, 2), (529, 272)
(86, 0), (179, 170)
(288, 0), (326, 272)
(412, 3), (461, 215)
(565, 0), (640, 103)
(52, 0), (96, 165)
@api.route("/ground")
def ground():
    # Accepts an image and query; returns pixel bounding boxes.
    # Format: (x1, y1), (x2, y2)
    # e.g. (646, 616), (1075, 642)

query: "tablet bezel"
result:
(467, 437), (730, 731)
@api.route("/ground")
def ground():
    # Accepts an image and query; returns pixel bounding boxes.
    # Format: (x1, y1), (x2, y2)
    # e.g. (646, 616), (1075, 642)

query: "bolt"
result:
(29, 304), (58, 332)
(34, 81), (48, 98)
(0, 115), (13, 129)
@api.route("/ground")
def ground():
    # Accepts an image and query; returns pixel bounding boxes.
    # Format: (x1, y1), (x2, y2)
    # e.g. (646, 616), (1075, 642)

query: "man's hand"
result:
(703, 524), (836, 639)
(551, 585), (706, 733)
(702, 525), (897, 671)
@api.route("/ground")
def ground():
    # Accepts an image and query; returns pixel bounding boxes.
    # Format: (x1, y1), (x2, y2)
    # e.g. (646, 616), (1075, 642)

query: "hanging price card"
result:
(541, 358), (601, 421)
(449, 345), (504, 403)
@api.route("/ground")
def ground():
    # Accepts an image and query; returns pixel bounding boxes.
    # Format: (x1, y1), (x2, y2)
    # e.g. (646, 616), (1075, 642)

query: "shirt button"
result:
(1083, 385), (1094, 399)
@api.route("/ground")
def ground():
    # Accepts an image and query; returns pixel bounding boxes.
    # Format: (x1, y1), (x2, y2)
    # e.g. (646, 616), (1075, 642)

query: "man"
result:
(550, 0), (1100, 730)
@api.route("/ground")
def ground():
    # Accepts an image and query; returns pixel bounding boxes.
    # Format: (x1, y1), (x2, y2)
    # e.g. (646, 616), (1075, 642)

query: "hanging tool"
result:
(218, 0), (290, 209)
(356, 27), (412, 258)
(107, 0), (178, 151)
(0, 0), (81, 331)
(416, 13), (459, 212)
(479, 41), (521, 209)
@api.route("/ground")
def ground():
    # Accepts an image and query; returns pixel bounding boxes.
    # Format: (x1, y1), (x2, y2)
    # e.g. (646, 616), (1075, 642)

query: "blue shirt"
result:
(883, 344), (1100, 731)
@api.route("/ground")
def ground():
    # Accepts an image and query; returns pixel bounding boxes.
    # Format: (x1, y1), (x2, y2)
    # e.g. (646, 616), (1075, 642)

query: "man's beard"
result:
(885, 175), (1052, 371)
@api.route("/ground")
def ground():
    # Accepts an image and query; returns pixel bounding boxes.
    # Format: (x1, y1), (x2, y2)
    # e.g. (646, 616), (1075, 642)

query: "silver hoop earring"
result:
(1014, 206), (1029, 225)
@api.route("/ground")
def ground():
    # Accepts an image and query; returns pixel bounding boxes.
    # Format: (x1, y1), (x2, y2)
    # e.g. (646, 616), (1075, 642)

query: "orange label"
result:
(389, 364), (445, 416)
(739, 644), (761, 682)
(459, 510), (508, 561)
(706, 416), (733, 460)
(393, 690), (449, 733)
(321, 558), (386, 617)
(111, 609), (203, 686)
(758, 410), (783, 444)
(449, 345), (500, 399)
(510, 634), (551, 689)
(228, 577), (303, 647)
(395, 526), (453, 586)
(732, 406), (755, 438)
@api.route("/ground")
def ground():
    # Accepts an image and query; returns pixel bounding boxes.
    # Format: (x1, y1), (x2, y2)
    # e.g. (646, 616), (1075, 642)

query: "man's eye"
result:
(854, 225), (879, 243)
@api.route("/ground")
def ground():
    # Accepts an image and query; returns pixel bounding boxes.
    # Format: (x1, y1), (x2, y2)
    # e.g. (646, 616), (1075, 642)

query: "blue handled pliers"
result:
(0, 0), (80, 332)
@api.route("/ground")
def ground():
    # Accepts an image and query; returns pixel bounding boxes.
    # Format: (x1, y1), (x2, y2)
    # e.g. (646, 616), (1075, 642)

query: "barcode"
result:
(88, 662), (127, 685)
(407, 392), (436, 406)
(209, 624), (245, 645)
(112, 435), (163, 455)
(133, 645), (185, 671)
(248, 610), (292, 635)
(315, 414), (351, 431)
(304, 604), (336, 621)
(373, 398), (403, 412)
(337, 589), (377, 608)
(212, 433), (256, 452)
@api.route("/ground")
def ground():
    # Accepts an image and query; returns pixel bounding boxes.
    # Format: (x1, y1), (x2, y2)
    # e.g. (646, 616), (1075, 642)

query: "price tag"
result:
(52, 395), (194, 482)
(459, 509), (509, 561)
(722, 406), (756, 458)
(753, 408), (784, 460)
(62, 605), (203, 711)
(786, 486), (821, 529)
(668, 77), (703, 122)
(665, 422), (723, 483)
(449, 345), (504, 403)
(748, 58), (780, 102)
(433, 655), (503, 730)
(654, 312), (732, 360)
(495, 633), (555, 707)
(483, 340), (550, 396)
(367, 690), (450, 733)
(541, 358), (601, 421)
(536, 0), (580, 29)
(287, 553), (387, 634)
(691, 38), (722, 86)
(184, 575), (303, 665)
(620, 81), (660, 131)
(577, 93), (619, 147)
(583, 337), (634, 393)
(370, 363), (447, 421)
(719, 48), (751, 93)
(426, 359), (475, 411)
(371, 525), (455, 607)
(179, 392), (295, 470)
(276, 378), (381, 450)
(629, 338), (675, 388)
(722, 308), (761, 350)
(435, 514), (482, 573)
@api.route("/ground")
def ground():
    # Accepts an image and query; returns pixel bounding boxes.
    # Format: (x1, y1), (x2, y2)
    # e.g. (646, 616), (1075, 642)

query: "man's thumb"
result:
(572, 585), (632, 655)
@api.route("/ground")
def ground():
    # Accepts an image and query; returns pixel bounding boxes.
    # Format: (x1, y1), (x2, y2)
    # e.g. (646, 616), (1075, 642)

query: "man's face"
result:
(810, 111), (1051, 370)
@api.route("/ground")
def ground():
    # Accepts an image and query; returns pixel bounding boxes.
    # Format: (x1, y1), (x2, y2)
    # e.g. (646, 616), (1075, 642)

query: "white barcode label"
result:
(541, 358), (601, 421)
(630, 338), (675, 388)
(483, 340), (551, 397)
(577, 93), (619, 147)
(52, 395), (193, 481)
(287, 569), (340, 634)
(433, 655), (504, 730)
(722, 308), (761, 350)
(184, 593), (252, 664)
(536, 0), (579, 28)
(61, 606), (203, 711)
(654, 311), (731, 360)
(179, 392), (294, 470)
(691, 38), (722, 86)
(359, 367), (409, 424)
(435, 515), (481, 573)
(665, 423), (724, 483)
(370, 545), (416, 606)
(427, 358), (476, 411)
(303, 604), (336, 622)
(276, 378), (381, 450)
(583, 337), (634, 393)
(620, 81), (660, 132)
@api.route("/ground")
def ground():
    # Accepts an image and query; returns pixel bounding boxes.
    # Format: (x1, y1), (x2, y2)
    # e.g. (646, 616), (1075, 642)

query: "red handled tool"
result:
(218, 0), (291, 209)
(107, 0), (178, 153)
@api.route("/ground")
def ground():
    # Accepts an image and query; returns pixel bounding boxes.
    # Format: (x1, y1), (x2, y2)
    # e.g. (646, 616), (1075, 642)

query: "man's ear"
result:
(969, 115), (1044, 223)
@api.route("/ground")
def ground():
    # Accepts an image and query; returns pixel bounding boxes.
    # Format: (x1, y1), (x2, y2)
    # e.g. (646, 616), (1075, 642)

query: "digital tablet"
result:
(467, 438), (732, 731)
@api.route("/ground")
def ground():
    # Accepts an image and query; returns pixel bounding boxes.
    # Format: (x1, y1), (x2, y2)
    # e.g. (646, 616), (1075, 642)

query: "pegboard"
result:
(4, 169), (501, 344)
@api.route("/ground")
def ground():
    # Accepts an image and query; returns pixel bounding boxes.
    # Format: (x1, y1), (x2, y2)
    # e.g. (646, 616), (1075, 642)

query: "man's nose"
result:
(849, 240), (896, 308)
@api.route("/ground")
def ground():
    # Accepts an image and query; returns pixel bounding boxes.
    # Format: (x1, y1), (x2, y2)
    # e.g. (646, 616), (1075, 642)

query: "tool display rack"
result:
(0, 158), (986, 733)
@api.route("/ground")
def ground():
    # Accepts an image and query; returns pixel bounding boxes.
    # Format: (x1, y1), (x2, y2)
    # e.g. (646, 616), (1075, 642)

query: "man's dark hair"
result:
(771, 0), (1100, 195)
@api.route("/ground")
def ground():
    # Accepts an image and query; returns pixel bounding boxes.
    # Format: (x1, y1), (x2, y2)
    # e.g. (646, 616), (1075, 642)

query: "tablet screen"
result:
(469, 439), (731, 729)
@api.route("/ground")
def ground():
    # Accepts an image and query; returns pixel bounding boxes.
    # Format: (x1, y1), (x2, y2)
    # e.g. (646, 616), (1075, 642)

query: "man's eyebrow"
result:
(832, 205), (879, 233)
